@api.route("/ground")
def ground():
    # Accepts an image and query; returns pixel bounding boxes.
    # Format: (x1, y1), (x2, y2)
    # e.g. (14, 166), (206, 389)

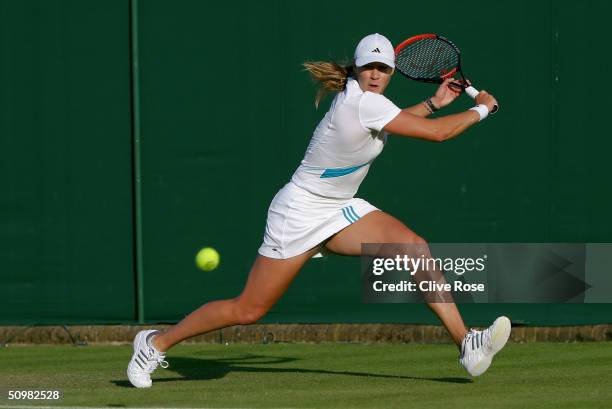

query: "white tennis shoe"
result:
(459, 316), (511, 376)
(127, 330), (168, 388)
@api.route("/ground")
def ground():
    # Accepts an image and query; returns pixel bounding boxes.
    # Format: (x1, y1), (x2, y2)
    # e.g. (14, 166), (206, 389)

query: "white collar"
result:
(346, 77), (363, 94)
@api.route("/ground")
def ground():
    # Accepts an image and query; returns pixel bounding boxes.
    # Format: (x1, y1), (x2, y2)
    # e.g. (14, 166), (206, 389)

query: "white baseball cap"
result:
(354, 33), (395, 68)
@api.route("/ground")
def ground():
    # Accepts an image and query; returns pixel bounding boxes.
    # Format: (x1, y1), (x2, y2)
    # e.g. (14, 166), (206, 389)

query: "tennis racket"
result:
(394, 34), (498, 113)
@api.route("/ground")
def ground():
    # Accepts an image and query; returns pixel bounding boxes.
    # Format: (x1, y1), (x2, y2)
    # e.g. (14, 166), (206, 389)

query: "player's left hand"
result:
(430, 78), (464, 109)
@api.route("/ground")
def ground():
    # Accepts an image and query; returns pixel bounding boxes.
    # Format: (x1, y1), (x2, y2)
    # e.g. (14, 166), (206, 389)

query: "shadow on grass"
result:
(112, 353), (471, 387)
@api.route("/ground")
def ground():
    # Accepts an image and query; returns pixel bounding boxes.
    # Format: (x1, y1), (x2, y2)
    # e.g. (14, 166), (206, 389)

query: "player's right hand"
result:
(475, 90), (498, 113)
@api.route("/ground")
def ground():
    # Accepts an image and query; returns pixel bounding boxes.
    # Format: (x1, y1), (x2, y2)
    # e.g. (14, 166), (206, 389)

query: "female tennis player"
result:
(127, 33), (510, 388)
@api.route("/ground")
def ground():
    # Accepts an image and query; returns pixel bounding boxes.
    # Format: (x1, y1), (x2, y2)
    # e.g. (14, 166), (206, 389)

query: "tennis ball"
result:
(195, 247), (220, 271)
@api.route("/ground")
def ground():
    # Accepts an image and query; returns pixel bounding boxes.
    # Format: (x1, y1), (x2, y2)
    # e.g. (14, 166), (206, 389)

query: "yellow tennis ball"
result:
(195, 247), (220, 271)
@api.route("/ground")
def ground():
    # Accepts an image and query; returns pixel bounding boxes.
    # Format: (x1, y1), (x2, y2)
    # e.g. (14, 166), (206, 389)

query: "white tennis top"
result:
(291, 77), (401, 199)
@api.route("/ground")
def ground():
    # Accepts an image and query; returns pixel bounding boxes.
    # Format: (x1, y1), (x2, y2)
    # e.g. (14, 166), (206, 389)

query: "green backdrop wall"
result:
(0, 0), (135, 324)
(1, 0), (611, 326)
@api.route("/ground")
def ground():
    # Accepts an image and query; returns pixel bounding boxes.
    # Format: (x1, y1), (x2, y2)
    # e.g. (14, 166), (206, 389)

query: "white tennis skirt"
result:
(258, 181), (379, 259)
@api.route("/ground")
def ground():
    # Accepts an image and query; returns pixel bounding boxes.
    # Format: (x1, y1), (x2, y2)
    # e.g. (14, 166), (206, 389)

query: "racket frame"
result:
(394, 33), (498, 113)
(394, 34), (465, 84)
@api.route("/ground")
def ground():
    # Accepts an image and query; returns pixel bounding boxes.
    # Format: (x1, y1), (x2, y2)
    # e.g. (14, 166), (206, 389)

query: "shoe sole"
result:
(490, 316), (511, 355)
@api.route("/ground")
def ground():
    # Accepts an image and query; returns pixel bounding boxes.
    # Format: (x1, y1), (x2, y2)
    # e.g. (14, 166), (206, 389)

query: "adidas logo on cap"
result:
(371, 48), (381, 53)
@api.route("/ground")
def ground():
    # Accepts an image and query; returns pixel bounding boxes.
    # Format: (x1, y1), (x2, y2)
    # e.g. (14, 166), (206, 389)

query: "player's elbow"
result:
(429, 128), (450, 142)
(426, 118), (459, 142)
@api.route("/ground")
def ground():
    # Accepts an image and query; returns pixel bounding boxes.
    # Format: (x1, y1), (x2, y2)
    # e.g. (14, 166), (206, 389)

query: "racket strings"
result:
(396, 38), (459, 80)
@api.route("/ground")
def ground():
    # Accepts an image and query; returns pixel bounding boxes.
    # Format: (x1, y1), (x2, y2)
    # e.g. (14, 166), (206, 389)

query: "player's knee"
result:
(233, 301), (268, 325)
(386, 232), (429, 258)
(393, 230), (427, 245)
(411, 234), (428, 246)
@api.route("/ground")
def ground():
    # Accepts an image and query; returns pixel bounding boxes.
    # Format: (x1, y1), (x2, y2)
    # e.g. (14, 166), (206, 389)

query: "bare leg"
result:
(152, 248), (319, 352)
(325, 210), (468, 349)
(426, 303), (468, 346)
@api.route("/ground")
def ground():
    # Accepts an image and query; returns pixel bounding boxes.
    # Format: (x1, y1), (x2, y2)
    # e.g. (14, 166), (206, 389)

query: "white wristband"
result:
(469, 104), (489, 121)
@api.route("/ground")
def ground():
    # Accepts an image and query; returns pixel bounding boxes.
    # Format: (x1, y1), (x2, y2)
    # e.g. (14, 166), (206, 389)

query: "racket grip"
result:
(465, 85), (499, 114)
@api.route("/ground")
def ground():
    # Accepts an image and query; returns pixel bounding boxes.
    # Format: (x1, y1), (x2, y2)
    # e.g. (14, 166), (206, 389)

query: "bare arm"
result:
(403, 101), (434, 117)
(384, 110), (480, 142)
(385, 87), (499, 142)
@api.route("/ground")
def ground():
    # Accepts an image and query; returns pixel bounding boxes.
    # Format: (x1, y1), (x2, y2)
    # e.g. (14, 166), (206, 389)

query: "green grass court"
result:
(1, 342), (611, 409)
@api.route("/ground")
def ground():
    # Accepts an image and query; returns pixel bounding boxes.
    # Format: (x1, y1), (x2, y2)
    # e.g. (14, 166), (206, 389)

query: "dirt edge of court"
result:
(1, 324), (611, 346)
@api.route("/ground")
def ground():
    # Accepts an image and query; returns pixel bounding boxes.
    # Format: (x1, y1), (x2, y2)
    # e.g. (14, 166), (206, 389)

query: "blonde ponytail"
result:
(302, 61), (354, 108)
